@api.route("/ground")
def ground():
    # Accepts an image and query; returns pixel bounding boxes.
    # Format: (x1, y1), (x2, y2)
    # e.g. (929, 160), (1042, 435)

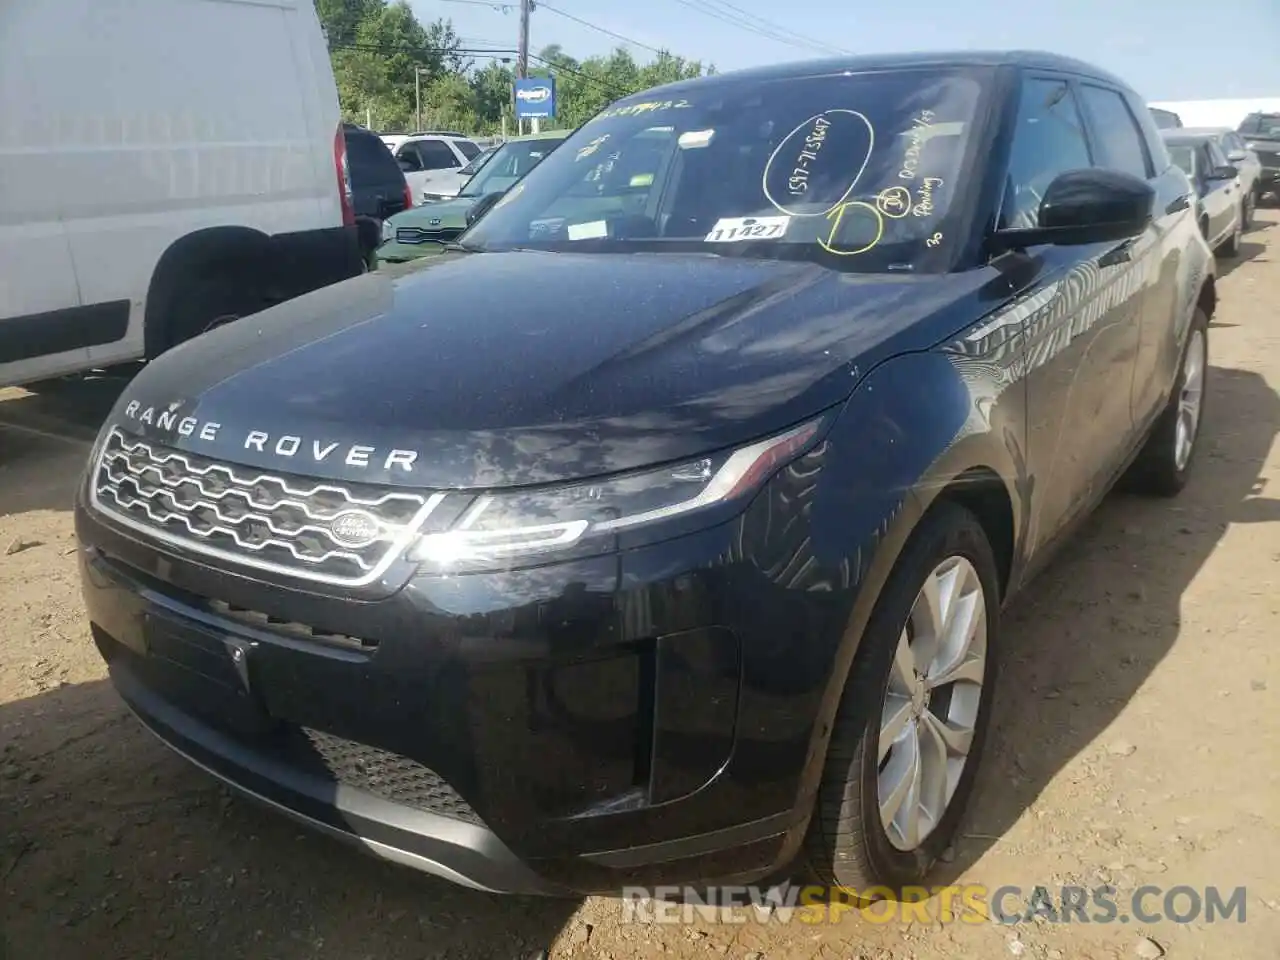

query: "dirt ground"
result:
(2, 218), (1279, 960)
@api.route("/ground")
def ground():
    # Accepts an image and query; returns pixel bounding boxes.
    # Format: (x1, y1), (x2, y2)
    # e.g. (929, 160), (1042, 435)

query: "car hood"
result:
(388, 196), (475, 229)
(109, 252), (993, 489)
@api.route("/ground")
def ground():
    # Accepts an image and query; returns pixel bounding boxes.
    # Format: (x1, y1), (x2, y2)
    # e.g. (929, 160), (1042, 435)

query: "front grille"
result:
(395, 225), (463, 245)
(282, 727), (483, 825)
(91, 428), (440, 586)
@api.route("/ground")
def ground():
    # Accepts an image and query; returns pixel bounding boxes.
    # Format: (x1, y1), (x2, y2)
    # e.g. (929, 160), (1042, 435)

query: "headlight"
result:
(409, 418), (823, 569)
(381, 219), (396, 242)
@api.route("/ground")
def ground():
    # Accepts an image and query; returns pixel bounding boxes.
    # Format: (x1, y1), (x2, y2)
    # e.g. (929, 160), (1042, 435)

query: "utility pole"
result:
(415, 67), (423, 133)
(516, 0), (532, 135)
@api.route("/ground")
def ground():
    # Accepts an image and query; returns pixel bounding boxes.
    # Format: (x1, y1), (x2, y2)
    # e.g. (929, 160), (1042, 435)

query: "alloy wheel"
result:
(1175, 328), (1206, 471)
(877, 555), (987, 851)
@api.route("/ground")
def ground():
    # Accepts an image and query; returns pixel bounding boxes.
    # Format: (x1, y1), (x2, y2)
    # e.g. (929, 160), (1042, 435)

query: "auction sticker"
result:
(704, 215), (790, 242)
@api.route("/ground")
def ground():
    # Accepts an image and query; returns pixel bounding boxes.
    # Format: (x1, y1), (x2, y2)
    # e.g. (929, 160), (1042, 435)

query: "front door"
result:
(1003, 77), (1145, 554)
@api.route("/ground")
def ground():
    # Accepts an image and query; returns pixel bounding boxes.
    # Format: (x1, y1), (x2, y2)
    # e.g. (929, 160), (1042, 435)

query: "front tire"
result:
(802, 501), (1000, 894)
(1127, 308), (1208, 497)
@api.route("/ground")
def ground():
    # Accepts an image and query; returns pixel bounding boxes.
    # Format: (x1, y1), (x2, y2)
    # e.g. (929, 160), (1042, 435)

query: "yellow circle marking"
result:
(818, 201), (884, 256)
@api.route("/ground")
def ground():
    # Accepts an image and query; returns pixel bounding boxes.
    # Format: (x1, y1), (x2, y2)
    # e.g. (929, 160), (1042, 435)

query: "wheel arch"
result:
(792, 350), (1029, 823)
(143, 226), (272, 358)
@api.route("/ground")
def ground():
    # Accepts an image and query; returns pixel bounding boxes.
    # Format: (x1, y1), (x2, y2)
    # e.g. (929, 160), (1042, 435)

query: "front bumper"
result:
(75, 450), (850, 894)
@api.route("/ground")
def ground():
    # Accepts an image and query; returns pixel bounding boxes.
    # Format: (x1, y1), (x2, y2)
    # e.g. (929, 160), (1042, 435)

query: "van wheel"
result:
(1126, 309), (1208, 497)
(160, 270), (270, 353)
(802, 501), (1000, 895)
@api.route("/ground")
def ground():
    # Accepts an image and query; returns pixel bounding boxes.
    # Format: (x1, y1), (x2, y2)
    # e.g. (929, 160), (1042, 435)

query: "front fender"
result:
(793, 343), (1027, 803)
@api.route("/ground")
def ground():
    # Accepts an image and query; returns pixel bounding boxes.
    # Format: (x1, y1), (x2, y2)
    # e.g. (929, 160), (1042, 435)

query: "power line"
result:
(433, 0), (517, 8)
(527, 52), (630, 100)
(535, 3), (668, 57)
(670, 0), (848, 56)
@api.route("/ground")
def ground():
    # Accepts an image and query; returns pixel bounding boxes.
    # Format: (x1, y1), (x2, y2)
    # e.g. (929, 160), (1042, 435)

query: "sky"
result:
(413, 0), (1278, 102)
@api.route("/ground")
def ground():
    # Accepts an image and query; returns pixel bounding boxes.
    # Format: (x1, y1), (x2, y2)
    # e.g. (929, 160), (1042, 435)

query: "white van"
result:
(0, 0), (364, 388)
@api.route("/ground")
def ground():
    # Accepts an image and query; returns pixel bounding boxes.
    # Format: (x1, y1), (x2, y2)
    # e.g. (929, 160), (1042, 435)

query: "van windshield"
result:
(462, 67), (990, 273)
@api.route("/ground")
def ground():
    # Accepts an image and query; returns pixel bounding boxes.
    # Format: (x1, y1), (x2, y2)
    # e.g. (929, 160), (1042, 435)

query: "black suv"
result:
(342, 123), (412, 263)
(77, 51), (1215, 897)
(1238, 112), (1280, 203)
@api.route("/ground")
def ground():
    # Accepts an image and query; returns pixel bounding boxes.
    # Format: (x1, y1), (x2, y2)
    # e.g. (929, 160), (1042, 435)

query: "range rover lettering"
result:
(76, 52), (1215, 896)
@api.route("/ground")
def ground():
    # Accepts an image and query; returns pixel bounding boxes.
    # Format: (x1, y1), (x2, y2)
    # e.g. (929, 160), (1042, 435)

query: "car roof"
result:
(614, 50), (1134, 101)
(1161, 130), (1219, 146)
(1178, 126), (1232, 137)
(402, 133), (477, 144)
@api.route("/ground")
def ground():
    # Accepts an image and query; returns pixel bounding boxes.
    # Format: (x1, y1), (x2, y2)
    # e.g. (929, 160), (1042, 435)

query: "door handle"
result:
(1166, 194), (1191, 214)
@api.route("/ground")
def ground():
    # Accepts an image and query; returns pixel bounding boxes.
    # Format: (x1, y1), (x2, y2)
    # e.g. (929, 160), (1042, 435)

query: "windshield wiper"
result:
(442, 240), (481, 253)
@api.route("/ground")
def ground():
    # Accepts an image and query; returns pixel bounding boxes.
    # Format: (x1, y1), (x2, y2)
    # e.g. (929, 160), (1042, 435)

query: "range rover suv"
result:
(76, 51), (1216, 897)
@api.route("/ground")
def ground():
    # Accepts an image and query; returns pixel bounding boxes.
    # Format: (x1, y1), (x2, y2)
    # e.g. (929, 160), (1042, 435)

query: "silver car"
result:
(1175, 127), (1262, 226)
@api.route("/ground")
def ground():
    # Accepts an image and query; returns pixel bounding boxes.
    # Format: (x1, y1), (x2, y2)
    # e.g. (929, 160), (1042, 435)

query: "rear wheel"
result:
(1219, 209), (1243, 257)
(1126, 308), (1208, 497)
(158, 269), (271, 353)
(802, 502), (1000, 894)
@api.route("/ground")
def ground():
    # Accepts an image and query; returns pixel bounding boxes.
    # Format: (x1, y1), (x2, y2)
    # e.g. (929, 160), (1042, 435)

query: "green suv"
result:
(376, 129), (570, 264)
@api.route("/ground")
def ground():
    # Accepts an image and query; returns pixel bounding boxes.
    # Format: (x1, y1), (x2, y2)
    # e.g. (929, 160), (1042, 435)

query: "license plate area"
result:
(141, 613), (276, 736)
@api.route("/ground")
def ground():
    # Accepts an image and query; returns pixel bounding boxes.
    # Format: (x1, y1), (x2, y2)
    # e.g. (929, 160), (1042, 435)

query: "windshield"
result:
(458, 147), (496, 177)
(1150, 108), (1181, 130)
(1240, 114), (1280, 137)
(462, 67), (989, 273)
(460, 137), (567, 198)
(1168, 145), (1196, 177)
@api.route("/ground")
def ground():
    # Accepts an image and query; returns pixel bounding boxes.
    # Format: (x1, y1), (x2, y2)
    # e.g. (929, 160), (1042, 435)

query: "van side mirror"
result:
(1226, 149), (1247, 163)
(990, 168), (1154, 252)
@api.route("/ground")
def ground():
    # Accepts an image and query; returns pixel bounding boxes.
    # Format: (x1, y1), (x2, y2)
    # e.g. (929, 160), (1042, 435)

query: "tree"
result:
(315, 0), (712, 133)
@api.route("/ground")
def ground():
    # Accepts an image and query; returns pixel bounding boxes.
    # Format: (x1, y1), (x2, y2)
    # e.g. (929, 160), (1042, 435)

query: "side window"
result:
(1000, 78), (1092, 230)
(1223, 133), (1244, 156)
(455, 140), (481, 161)
(1206, 140), (1230, 170)
(394, 147), (423, 172)
(414, 139), (461, 170)
(1079, 85), (1151, 178)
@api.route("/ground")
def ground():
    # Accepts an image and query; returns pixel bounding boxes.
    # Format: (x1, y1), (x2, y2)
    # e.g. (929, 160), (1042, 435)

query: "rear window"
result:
(345, 131), (403, 182)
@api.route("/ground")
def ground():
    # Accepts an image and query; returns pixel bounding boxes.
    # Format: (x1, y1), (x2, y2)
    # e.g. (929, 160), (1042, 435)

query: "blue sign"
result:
(514, 77), (556, 119)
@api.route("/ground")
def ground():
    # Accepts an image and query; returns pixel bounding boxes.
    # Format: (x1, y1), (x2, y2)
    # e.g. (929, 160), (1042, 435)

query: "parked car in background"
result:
(1169, 128), (1261, 225)
(1163, 129), (1245, 255)
(389, 135), (483, 204)
(0, 0), (363, 388)
(342, 124), (412, 266)
(1238, 112), (1280, 204)
(77, 51), (1217, 898)
(376, 130), (569, 263)
(1150, 106), (1183, 129)
(402, 143), (499, 205)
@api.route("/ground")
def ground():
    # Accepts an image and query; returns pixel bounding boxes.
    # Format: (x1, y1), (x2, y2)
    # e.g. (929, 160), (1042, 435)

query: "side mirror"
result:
(991, 168), (1154, 252)
(465, 191), (505, 226)
(1226, 150), (1247, 163)
(1207, 165), (1239, 181)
